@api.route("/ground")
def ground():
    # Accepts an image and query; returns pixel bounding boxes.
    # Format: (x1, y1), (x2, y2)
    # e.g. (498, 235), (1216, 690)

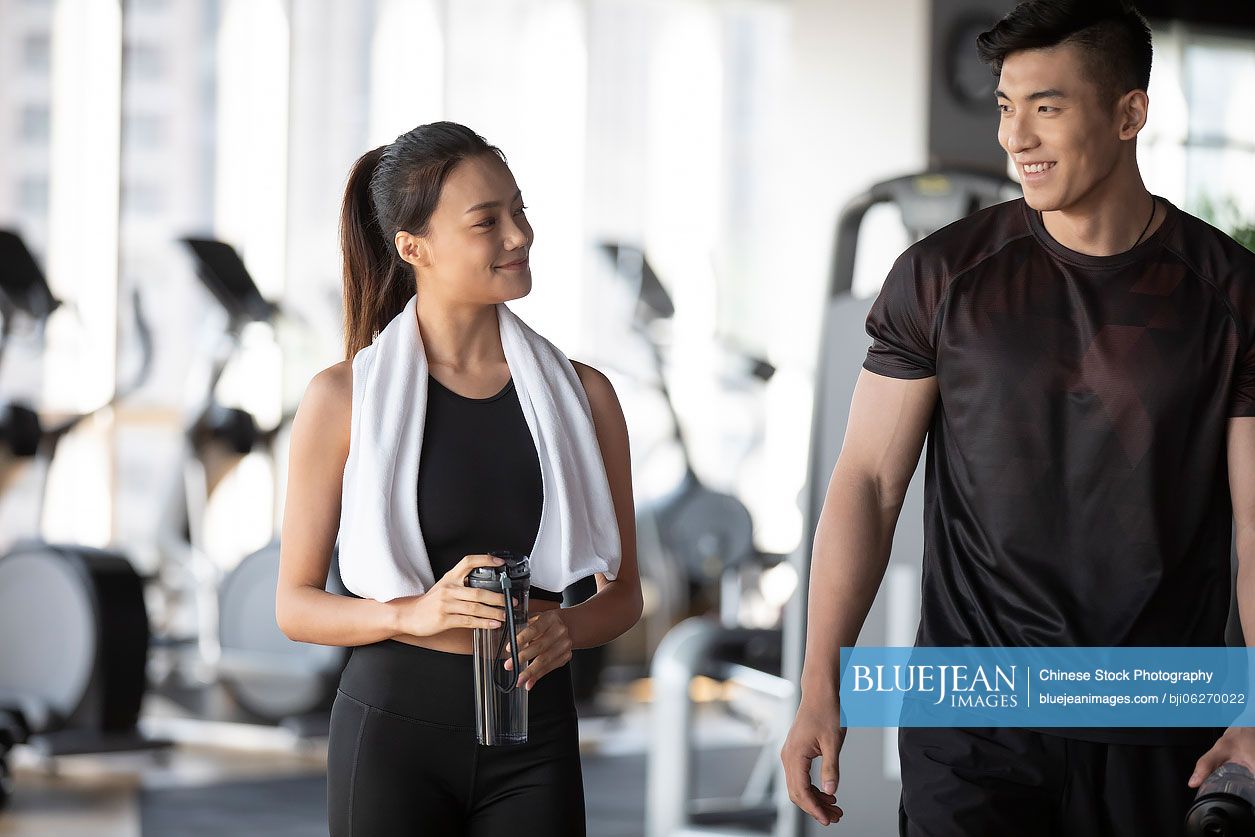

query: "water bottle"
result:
(1186, 763), (1255, 836)
(465, 550), (531, 745)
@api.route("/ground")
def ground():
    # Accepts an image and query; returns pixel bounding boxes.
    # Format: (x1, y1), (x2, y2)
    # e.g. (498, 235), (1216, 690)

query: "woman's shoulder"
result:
(569, 360), (625, 428)
(308, 359), (353, 402)
(293, 360), (353, 441)
(569, 360), (614, 403)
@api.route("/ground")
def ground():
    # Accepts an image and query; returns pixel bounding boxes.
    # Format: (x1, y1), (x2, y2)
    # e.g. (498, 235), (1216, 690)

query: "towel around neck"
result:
(337, 294), (622, 601)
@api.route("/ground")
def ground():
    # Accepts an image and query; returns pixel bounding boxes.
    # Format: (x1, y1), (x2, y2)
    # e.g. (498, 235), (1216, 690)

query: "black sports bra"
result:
(417, 375), (563, 603)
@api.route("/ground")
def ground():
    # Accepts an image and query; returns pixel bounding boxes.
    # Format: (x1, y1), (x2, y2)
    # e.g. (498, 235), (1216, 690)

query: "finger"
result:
(450, 587), (508, 608)
(503, 643), (549, 671)
(1189, 747), (1227, 788)
(782, 750), (833, 825)
(454, 615), (504, 630)
(450, 602), (510, 622)
(519, 651), (571, 690)
(447, 553), (505, 581)
(512, 637), (558, 666)
(819, 731), (840, 798)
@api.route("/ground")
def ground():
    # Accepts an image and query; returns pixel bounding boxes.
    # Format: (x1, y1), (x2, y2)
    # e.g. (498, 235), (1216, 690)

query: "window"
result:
(19, 105), (51, 143)
(1143, 28), (1255, 237)
(125, 112), (164, 148)
(18, 176), (49, 214)
(123, 42), (165, 80)
(23, 33), (51, 73)
(121, 182), (163, 215)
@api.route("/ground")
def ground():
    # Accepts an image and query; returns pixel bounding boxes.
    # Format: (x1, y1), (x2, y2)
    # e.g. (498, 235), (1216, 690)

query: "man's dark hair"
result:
(976, 0), (1153, 103)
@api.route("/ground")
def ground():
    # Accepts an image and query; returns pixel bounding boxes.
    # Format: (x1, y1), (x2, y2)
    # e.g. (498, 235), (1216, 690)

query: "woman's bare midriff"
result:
(392, 597), (562, 655)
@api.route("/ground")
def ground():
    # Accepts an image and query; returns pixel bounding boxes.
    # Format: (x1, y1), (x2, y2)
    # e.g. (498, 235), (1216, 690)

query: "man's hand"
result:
(1188, 726), (1255, 788)
(780, 700), (847, 826)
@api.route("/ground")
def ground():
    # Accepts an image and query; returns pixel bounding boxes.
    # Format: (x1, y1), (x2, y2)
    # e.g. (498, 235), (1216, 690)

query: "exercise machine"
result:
(147, 237), (347, 728)
(0, 229), (164, 810)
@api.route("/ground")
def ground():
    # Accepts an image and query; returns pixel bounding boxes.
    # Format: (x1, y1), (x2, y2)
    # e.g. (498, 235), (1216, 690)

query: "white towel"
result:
(338, 294), (622, 601)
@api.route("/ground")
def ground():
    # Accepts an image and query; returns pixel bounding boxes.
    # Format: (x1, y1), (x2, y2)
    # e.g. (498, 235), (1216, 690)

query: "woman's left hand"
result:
(504, 610), (573, 690)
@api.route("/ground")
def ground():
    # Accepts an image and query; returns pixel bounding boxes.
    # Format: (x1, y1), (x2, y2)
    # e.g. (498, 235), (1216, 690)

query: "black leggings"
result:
(327, 639), (586, 836)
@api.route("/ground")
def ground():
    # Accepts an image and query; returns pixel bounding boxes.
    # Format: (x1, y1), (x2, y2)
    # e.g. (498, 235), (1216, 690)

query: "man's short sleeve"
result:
(863, 251), (938, 380)
(1232, 338), (1255, 417)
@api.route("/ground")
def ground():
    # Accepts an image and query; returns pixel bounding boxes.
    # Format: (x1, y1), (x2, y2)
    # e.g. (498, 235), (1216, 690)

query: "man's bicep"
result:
(1231, 417), (1255, 556)
(835, 369), (938, 505)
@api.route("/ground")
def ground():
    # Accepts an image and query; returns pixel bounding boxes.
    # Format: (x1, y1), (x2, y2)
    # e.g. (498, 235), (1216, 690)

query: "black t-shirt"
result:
(864, 198), (1255, 742)
(417, 376), (561, 602)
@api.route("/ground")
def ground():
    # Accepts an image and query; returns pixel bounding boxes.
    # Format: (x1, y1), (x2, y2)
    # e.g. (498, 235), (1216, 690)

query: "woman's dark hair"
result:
(339, 121), (506, 358)
(976, 0), (1153, 103)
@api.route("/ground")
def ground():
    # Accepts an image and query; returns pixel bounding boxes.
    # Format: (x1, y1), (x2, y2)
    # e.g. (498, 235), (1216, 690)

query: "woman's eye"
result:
(513, 204), (528, 216)
(475, 218), (496, 228)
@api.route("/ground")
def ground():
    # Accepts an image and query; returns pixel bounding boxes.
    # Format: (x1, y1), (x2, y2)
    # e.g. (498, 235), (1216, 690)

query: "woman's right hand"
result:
(392, 554), (507, 637)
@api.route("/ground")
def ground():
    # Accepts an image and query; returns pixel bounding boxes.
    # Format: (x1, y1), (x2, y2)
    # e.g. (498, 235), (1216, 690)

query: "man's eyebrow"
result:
(995, 88), (1067, 101)
(464, 190), (523, 214)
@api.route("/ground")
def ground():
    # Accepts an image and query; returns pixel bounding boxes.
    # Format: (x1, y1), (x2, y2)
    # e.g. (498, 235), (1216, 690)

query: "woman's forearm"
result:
(277, 584), (403, 647)
(558, 579), (643, 650)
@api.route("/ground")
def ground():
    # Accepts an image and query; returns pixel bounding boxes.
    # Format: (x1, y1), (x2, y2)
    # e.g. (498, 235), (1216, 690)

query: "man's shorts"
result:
(898, 726), (1219, 837)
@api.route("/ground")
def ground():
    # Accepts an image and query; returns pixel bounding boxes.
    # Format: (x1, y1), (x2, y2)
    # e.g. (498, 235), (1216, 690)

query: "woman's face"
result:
(404, 153), (533, 305)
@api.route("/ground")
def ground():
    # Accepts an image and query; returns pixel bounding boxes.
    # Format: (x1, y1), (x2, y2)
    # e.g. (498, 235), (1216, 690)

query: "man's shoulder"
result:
(897, 198), (1033, 289)
(1166, 207), (1255, 325)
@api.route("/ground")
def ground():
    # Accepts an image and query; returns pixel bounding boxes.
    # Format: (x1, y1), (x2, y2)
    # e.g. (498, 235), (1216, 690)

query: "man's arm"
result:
(1231, 418), (1255, 646)
(799, 369), (938, 701)
(1189, 416), (1255, 788)
(782, 369), (937, 826)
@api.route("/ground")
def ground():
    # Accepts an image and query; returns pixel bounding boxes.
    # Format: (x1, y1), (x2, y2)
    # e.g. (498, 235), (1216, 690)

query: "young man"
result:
(780, 1), (1255, 834)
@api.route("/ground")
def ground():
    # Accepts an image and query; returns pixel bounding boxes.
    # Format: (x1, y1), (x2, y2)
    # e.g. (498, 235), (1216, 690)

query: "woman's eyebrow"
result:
(464, 190), (523, 215)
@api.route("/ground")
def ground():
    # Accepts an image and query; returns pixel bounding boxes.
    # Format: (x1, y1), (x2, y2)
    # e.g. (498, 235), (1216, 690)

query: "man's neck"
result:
(1040, 175), (1161, 257)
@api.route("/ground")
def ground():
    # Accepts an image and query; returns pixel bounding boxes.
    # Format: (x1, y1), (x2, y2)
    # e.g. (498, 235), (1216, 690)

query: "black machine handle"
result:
(826, 170), (1020, 299)
(179, 237), (281, 332)
(0, 230), (154, 454)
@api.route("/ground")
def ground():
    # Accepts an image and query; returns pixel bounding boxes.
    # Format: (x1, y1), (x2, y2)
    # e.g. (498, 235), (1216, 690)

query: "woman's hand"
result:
(392, 554), (507, 637)
(504, 610), (573, 690)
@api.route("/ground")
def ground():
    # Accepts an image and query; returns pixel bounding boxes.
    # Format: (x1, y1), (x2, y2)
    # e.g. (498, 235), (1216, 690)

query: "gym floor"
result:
(0, 680), (766, 837)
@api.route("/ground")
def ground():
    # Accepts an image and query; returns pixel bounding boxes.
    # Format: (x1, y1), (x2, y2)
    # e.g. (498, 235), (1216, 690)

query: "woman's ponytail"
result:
(339, 146), (414, 359)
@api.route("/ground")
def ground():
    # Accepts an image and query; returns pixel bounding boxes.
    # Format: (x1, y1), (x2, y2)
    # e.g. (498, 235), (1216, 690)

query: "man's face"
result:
(996, 43), (1129, 212)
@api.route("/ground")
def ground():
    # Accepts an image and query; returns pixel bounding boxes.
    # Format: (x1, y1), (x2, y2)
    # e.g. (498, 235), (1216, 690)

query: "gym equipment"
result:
(1186, 763), (1255, 837)
(645, 171), (1019, 836)
(599, 243), (780, 642)
(0, 229), (165, 812)
(150, 237), (348, 727)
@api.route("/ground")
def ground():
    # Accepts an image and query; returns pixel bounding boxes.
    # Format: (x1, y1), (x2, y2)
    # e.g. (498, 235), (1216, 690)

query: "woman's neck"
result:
(413, 295), (505, 373)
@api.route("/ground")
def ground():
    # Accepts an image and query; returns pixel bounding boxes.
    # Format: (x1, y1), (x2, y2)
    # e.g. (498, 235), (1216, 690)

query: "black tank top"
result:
(417, 375), (562, 602)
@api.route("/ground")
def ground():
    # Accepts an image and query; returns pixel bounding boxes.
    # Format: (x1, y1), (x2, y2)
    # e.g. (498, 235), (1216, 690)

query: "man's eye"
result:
(997, 104), (1011, 114)
(1039, 106), (1057, 113)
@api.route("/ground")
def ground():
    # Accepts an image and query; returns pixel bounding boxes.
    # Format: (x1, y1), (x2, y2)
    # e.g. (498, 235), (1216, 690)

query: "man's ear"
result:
(1117, 89), (1149, 141)
(395, 230), (430, 268)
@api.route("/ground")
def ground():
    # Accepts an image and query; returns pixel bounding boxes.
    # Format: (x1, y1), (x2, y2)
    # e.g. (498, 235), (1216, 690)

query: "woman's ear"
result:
(395, 230), (430, 268)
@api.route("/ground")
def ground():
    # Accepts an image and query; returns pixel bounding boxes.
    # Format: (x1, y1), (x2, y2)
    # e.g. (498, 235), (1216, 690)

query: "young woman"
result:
(276, 121), (642, 836)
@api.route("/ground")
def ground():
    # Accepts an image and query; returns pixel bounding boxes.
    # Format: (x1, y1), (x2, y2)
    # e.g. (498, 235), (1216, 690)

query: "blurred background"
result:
(0, 0), (1252, 835)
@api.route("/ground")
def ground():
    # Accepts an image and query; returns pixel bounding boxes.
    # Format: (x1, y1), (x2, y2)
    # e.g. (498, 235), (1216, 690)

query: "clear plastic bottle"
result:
(466, 551), (531, 745)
